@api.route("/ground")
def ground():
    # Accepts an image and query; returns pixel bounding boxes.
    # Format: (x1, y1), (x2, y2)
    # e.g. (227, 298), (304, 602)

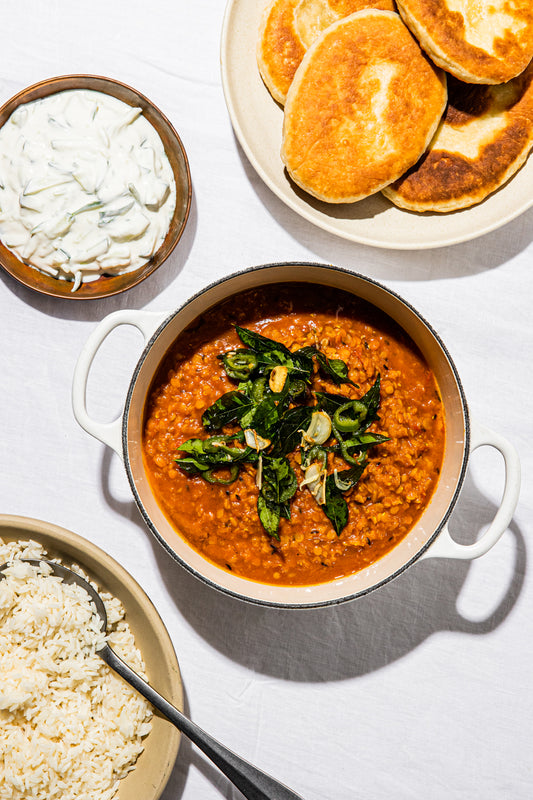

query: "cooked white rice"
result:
(0, 538), (152, 800)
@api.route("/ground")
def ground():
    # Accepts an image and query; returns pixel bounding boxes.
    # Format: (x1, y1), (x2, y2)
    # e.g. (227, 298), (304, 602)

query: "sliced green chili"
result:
(288, 378), (306, 398)
(333, 400), (367, 433)
(301, 444), (328, 470)
(203, 464), (239, 484)
(331, 420), (363, 466)
(220, 349), (258, 381)
(203, 435), (245, 459)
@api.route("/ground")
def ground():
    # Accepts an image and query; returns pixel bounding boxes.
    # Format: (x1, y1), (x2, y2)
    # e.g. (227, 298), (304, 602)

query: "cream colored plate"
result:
(0, 514), (183, 800)
(220, 0), (533, 249)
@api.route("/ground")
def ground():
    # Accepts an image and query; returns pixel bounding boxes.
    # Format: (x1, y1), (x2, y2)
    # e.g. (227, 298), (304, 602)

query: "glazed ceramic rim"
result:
(122, 262), (470, 609)
(0, 513), (183, 798)
(0, 74), (192, 299)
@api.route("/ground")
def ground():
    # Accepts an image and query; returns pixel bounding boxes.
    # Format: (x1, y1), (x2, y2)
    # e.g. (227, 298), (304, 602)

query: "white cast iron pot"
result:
(72, 263), (521, 608)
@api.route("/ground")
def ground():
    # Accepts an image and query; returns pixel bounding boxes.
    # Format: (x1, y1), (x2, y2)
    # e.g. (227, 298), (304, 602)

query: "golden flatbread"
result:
(281, 10), (447, 203)
(395, 0), (533, 83)
(383, 63), (533, 211)
(257, 0), (395, 104)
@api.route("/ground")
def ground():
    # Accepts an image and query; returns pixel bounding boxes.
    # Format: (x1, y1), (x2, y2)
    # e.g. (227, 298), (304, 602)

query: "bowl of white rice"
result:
(0, 514), (183, 800)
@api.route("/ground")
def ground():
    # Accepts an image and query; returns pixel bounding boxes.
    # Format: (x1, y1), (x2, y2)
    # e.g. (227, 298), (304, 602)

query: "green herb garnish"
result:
(176, 327), (388, 538)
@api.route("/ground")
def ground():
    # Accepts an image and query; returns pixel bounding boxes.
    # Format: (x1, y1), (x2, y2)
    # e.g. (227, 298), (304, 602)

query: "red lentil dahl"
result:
(142, 285), (445, 586)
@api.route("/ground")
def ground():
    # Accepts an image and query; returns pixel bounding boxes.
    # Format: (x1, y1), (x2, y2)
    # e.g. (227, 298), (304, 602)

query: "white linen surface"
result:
(0, 2), (531, 799)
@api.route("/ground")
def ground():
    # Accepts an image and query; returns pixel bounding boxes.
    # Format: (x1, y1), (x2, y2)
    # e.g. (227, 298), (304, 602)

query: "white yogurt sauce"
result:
(0, 89), (176, 290)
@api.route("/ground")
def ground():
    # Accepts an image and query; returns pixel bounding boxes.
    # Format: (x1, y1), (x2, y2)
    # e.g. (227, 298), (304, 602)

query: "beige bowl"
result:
(72, 263), (521, 607)
(0, 75), (192, 300)
(0, 514), (183, 800)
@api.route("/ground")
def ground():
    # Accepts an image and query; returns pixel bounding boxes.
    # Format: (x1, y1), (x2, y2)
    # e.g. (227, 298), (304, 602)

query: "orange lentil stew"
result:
(142, 284), (445, 586)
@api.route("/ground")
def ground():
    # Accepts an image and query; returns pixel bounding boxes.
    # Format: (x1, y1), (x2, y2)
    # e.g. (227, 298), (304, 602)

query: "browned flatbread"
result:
(257, 0), (396, 104)
(396, 0), (533, 84)
(281, 10), (447, 203)
(383, 63), (533, 212)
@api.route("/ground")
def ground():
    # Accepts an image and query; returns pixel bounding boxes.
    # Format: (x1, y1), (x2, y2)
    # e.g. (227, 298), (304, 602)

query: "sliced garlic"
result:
(333, 468), (352, 492)
(299, 461), (327, 505)
(256, 453), (263, 490)
(269, 365), (288, 393)
(300, 411), (332, 446)
(244, 428), (271, 451)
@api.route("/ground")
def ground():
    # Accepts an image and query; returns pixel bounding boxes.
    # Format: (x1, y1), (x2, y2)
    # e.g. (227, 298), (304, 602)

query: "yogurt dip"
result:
(0, 88), (176, 291)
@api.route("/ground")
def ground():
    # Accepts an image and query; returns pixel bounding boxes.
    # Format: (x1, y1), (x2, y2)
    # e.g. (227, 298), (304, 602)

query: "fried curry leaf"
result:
(261, 456), (298, 505)
(239, 394), (279, 436)
(235, 327), (313, 381)
(175, 433), (257, 481)
(256, 456), (298, 539)
(236, 325), (293, 358)
(360, 374), (382, 422)
(298, 345), (355, 386)
(323, 477), (349, 536)
(201, 390), (253, 431)
(340, 432), (390, 452)
(318, 355), (354, 385)
(321, 461), (370, 534)
(174, 456), (210, 474)
(257, 494), (281, 539)
(269, 405), (313, 457)
(314, 390), (353, 415)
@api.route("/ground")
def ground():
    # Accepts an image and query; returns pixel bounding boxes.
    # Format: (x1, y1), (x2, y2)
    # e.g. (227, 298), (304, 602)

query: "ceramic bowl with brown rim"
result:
(0, 513), (183, 799)
(72, 262), (521, 608)
(0, 75), (191, 300)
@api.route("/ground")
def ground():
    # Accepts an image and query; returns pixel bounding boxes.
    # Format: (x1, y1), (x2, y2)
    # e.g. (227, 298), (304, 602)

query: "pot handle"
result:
(420, 419), (520, 561)
(72, 309), (167, 459)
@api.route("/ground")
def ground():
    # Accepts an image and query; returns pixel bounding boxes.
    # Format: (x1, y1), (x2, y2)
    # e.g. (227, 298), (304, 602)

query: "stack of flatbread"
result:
(257, 0), (533, 211)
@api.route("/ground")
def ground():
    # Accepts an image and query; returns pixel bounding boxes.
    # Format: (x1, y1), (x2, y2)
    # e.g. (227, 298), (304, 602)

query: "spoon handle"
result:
(102, 645), (304, 800)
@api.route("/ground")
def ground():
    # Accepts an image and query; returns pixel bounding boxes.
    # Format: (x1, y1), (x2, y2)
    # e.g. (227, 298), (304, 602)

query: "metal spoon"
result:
(0, 559), (304, 800)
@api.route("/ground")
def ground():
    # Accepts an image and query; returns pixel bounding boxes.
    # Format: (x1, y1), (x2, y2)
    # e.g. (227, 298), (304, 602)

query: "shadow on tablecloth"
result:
(100, 446), (525, 682)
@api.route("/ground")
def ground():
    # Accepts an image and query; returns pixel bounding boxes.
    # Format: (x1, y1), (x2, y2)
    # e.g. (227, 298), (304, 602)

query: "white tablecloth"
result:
(1, 2), (531, 798)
